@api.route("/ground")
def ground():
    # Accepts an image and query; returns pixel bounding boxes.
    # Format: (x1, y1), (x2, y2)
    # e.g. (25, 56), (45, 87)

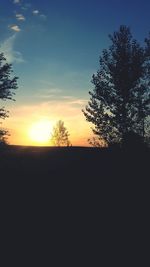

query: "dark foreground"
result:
(1, 145), (149, 251)
(0, 145), (149, 179)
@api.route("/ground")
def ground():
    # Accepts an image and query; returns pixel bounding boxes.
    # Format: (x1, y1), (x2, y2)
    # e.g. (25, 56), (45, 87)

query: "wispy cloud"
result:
(16, 14), (25, 21)
(9, 25), (21, 32)
(64, 98), (88, 106)
(0, 34), (24, 64)
(21, 3), (31, 11)
(35, 88), (88, 107)
(13, 0), (20, 4)
(35, 88), (62, 99)
(32, 10), (47, 20)
(33, 10), (39, 15)
(40, 14), (47, 20)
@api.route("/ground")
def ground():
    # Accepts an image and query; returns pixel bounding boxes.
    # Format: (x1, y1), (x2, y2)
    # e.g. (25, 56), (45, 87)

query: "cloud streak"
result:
(0, 34), (24, 64)
(40, 14), (47, 20)
(9, 25), (21, 32)
(16, 14), (25, 21)
(33, 10), (39, 15)
(32, 10), (47, 20)
(13, 0), (20, 3)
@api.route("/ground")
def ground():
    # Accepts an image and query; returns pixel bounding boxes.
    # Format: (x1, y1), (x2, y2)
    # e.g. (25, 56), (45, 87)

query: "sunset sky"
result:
(1, 0), (150, 146)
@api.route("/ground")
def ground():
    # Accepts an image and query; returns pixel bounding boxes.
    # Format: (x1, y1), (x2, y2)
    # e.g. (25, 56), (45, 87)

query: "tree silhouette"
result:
(83, 25), (150, 147)
(0, 129), (9, 146)
(51, 120), (71, 146)
(88, 136), (107, 148)
(0, 53), (18, 142)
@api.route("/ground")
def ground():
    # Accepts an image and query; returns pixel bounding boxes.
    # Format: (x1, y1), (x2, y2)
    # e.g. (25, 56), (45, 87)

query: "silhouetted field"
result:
(0, 145), (149, 179)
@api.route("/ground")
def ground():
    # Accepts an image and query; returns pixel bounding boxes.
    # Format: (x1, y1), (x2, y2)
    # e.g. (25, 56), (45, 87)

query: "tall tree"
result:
(0, 53), (18, 142)
(51, 120), (71, 146)
(83, 25), (150, 146)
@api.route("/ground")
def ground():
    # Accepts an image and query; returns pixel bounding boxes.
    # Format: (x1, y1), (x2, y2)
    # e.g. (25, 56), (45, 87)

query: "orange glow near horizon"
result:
(6, 117), (91, 147)
(3, 100), (92, 147)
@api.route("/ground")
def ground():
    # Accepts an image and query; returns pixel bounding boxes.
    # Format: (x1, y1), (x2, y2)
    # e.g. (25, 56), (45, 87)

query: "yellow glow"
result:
(5, 100), (92, 146)
(28, 120), (53, 144)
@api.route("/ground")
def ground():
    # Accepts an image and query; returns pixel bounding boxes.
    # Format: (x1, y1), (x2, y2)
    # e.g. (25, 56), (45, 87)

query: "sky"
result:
(1, 0), (150, 146)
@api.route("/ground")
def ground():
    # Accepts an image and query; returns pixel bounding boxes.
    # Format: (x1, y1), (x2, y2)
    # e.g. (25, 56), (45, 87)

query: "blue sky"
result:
(1, 0), (150, 145)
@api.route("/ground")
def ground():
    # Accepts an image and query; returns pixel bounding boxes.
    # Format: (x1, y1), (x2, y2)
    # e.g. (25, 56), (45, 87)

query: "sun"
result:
(28, 120), (53, 144)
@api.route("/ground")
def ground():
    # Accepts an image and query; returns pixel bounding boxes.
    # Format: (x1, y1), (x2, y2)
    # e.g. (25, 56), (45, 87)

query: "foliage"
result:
(0, 53), (18, 103)
(51, 120), (71, 146)
(0, 128), (9, 146)
(0, 52), (18, 143)
(88, 136), (107, 147)
(83, 25), (150, 147)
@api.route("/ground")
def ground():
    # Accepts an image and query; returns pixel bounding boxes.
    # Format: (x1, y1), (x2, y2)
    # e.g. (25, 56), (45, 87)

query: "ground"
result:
(1, 145), (149, 248)
(0, 145), (149, 179)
